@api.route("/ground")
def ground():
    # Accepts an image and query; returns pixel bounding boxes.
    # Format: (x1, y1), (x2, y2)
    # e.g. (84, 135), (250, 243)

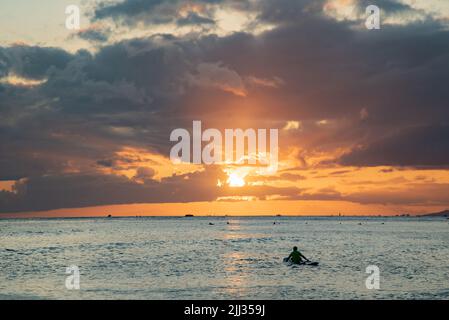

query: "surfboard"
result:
(283, 257), (319, 266)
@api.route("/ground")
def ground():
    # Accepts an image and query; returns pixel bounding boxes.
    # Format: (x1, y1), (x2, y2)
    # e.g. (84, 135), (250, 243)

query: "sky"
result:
(1, 0), (449, 217)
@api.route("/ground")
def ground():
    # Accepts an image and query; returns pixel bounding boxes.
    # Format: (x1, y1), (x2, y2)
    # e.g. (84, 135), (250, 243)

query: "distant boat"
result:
(185, 214), (194, 217)
(107, 214), (112, 218)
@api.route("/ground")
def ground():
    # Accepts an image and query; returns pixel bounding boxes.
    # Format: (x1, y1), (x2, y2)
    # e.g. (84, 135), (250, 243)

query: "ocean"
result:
(0, 216), (448, 299)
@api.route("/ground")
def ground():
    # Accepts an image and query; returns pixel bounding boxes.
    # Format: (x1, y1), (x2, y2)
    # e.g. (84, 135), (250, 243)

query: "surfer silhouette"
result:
(287, 246), (309, 264)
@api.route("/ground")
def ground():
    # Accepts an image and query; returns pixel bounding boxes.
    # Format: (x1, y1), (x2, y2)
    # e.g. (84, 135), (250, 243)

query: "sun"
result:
(227, 172), (246, 187)
(224, 166), (252, 187)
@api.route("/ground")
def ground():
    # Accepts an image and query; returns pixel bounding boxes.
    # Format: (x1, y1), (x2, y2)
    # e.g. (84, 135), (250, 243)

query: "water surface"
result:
(1, 216), (448, 299)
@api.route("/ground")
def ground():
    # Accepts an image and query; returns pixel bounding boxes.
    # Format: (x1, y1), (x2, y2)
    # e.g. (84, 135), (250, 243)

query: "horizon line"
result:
(0, 213), (434, 220)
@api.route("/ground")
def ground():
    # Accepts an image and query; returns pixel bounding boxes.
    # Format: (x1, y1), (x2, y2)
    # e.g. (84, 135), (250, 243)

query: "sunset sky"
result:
(1, 0), (449, 217)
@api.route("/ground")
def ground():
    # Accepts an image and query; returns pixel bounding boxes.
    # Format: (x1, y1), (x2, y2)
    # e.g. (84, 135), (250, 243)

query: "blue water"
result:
(1, 216), (448, 299)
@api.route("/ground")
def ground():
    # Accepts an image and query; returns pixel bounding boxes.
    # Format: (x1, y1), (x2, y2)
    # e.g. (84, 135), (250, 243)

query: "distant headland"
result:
(421, 209), (449, 217)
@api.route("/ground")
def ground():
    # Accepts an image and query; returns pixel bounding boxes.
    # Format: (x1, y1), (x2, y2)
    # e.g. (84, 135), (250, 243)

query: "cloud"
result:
(94, 0), (220, 27)
(186, 64), (285, 97)
(75, 27), (112, 43)
(134, 167), (156, 182)
(94, 0), (170, 21)
(246, 172), (306, 183)
(0, 45), (73, 80)
(345, 183), (449, 205)
(245, 75), (284, 88)
(283, 121), (302, 131)
(0, 166), (303, 212)
(186, 61), (247, 96)
(340, 125), (449, 167)
(176, 12), (215, 26)
(270, 182), (449, 207)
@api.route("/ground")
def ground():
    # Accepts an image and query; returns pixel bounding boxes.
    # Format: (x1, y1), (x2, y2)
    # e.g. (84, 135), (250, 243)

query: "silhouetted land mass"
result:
(422, 210), (449, 217)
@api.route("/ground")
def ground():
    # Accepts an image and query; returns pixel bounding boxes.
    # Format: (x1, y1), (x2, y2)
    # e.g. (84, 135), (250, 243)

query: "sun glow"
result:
(227, 172), (246, 187)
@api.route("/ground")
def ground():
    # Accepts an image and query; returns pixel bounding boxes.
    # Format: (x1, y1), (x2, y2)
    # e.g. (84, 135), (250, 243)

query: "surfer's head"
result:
(293, 246), (298, 251)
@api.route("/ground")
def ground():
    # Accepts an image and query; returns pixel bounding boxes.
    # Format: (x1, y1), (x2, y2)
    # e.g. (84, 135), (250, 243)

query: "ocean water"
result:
(0, 216), (448, 300)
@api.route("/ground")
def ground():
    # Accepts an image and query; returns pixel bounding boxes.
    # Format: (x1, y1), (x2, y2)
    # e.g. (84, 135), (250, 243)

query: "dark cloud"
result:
(0, 45), (72, 79)
(0, 166), (301, 212)
(75, 28), (112, 43)
(275, 183), (449, 206)
(345, 183), (449, 205)
(340, 125), (449, 167)
(134, 167), (156, 181)
(0, 167), (221, 212)
(252, 0), (326, 24)
(95, 0), (167, 19)
(96, 159), (114, 167)
(355, 0), (420, 14)
(94, 0), (220, 26)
